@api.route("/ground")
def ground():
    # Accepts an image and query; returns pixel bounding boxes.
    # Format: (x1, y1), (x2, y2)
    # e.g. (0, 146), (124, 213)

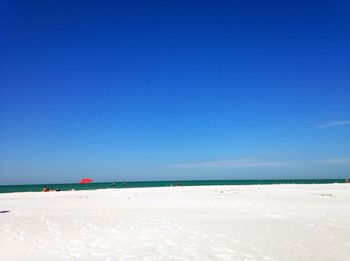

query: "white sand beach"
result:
(1, 184), (350, 260)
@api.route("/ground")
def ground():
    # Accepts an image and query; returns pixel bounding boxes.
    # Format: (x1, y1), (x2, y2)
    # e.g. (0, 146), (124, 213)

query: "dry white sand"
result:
(1, 184), (350, 260)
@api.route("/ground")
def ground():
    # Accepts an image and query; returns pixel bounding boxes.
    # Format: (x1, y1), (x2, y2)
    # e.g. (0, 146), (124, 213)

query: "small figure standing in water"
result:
(112, 181), (116, 187)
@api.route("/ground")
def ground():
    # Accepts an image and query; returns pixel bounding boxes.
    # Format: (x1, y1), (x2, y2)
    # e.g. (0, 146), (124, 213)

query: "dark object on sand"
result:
(42, 186), (60, 192)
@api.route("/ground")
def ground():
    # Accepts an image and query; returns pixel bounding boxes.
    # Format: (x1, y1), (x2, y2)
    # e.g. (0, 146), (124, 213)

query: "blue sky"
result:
(1, 0), (349, 184)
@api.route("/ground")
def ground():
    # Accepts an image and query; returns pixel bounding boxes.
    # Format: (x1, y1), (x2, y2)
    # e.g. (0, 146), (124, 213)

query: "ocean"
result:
(0, 179), (346, 193)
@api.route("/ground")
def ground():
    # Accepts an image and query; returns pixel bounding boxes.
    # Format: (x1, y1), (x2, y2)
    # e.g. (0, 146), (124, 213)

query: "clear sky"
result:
(1, 0), (349, 185)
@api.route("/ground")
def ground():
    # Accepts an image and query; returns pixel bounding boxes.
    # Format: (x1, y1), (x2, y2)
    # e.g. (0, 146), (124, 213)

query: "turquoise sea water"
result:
(0, 179), (346, 193)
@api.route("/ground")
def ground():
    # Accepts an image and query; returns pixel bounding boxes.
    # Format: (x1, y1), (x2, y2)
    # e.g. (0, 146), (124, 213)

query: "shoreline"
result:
(0, 182), (348, 196)
(0, 178), (347, 194)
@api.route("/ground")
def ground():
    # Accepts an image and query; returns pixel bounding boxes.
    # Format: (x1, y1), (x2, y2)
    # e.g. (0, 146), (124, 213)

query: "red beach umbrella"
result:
(80, 178), (93, 184)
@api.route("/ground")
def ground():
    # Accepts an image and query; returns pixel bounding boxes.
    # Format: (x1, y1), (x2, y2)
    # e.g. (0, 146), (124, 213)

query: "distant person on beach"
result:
(112, 181), (116, 187)
(42, 186), (60, 192)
